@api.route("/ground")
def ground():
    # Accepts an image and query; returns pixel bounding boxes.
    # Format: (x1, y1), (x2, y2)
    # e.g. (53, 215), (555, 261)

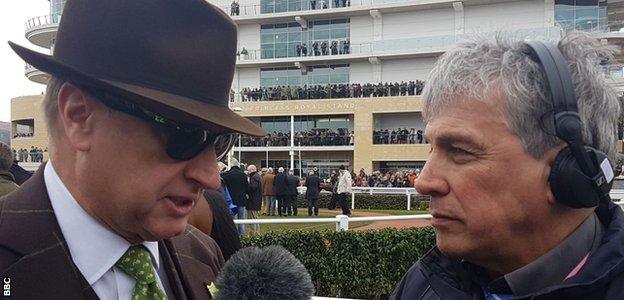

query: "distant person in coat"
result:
(336, 165), (352, 216)
(274, 167), (288, 216)
(262, 167), (277, 216)
(246, 165), (263, 235)
(286, 170), (301, 216)
(222, 160), (249, 235)
(0, 142), (18, 197)
(304, 171), (321, 216)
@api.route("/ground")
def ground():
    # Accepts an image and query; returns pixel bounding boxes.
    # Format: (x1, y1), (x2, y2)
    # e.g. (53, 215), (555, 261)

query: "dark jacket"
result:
(305, 174), (321, 199)
(0, 164), (224, 299)
(0, 171), (18, 197)
(390, 201), (624, 300)
(274, 171), (288, 196)
(204, 190), (240, 261)
(246, 171), (263, 211)
(221, 166), (248, 207)
(286, 174), (300, 196)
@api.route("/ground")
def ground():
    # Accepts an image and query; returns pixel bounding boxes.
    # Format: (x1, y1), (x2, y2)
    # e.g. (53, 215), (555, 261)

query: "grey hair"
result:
(42, 76), (65, 143)
(247, 164), (257, 173)
(0, 142), (13, 171)
(268, 167), (274, 173)
(423, 32), (620, 162)
(278, 167), (284, 173)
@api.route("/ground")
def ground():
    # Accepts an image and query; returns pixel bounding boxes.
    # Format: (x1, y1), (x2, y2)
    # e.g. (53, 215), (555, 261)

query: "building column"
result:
(370, 10), (383, 41)
(453, 2), (464, 36)
(353, 111), (373, 174)
(290, 115), (295, 171)
(368, 57), (382, 83)
(544, 0), (554, 27)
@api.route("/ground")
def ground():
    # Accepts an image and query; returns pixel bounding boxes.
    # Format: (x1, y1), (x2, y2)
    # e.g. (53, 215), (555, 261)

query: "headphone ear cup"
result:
(548, 147), (604, 208)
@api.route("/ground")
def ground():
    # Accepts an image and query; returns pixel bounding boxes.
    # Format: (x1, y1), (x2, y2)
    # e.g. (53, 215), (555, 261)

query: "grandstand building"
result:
(12, 0), (624, 177)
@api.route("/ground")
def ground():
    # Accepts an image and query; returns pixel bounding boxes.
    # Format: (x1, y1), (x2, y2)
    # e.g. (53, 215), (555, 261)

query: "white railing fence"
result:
(297, 186), (427, 210)
(234, 214), (431, 231)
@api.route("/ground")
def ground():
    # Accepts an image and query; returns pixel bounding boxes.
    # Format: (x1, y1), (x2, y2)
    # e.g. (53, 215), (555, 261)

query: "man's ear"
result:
(56, 83), (100, 152)
(543, 144), (567, 205)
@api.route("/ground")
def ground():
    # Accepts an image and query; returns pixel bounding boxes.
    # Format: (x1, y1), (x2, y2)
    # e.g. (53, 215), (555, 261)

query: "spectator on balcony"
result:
(331, 41), (338, 55)
(310, 0), (316, 9)
(302, 43), (308, 56)
(0, 142), (18, 197)
(274, 167), (288, 216)
(320, 0), (327, 9)
(343, 39), (350, 54)
(334, 0), (340, 7)
(240, 47), (249, 60)
(342, 0), (348, 7)
(321, 41), (328, 55)
(246, 165), (262, 236)
(312, 42), (320, 56)
(296, 44), (302, 57)
(262, 167), (276, 216)
(392, 34), (624, 299)
(417, 129), (424, 143)
(286, 169), (300, 216)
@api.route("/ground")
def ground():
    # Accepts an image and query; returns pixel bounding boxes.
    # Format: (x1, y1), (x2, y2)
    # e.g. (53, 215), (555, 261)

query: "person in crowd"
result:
(312, 41), (320, 56)
(222, 159), (250, 236)
(246, 165), (263, 236)
(286, 169), (300, 216)
(274, 167), (288, 216)
(302, 42), (308, 56)
(320, 0), (327, 9)
(0, 142), (18, 197)
(1, 0), (268, 297)
(328, 170), (339, 209)
(331, 41), (338, 55)
(336, 165), (352, 216)
(310, 0), (316, 9)
(189, 189), (241, 261)
(230, 0), (237, 16)
(391, 34), (624, 299)
(263, 167), (277, 216)
(305, 170), (321, 216)
(321, 41), (328, 55)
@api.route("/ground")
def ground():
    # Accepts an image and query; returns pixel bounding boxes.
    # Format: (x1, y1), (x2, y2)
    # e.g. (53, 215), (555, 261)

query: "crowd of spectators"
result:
(310, 0), (350, 9)
(240, 81), (425, 102)
(240, 128), (353, 147)
(352, 169), (420, 188)
(13, 133), (33, 138)
(373, 128), (427, 144)
(14, 147), (46, 163)
(294, 39), (350, 57)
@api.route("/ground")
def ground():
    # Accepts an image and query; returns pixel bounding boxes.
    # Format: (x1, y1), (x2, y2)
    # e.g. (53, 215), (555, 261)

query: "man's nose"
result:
(184, 147), (221, 191)
(414, 157), (450, 198)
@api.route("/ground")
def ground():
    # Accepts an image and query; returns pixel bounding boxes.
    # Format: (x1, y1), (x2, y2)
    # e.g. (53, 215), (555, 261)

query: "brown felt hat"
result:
(9, 0), (266, 137)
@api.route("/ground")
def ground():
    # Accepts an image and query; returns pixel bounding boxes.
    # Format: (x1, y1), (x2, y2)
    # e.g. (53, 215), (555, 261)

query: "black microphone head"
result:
(215, 245), (315, 300)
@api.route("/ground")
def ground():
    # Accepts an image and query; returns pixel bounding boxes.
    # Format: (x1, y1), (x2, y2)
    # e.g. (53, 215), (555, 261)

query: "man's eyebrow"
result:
(434, 132), (484, 149)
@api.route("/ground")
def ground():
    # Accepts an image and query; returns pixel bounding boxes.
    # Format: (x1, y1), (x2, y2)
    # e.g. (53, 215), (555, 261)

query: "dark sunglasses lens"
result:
(166, 130), (210, 161)
(166, 131), (235, 161)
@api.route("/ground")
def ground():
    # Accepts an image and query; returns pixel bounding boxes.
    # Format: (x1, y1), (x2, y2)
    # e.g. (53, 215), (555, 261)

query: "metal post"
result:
(298, 141), (302, 178)
(336, 214), (349, 231)
(351, 192), (355, 210)
(407, 190), (411, 211)
(238, 134), (242, 163)
(266, 141), (269, 168)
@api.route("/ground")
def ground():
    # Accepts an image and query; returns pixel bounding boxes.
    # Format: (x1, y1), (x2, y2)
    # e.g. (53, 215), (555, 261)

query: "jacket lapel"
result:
(0, 164), (98, 299)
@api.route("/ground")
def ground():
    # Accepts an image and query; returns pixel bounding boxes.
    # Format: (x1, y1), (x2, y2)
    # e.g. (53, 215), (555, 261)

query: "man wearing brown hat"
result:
(0, 0), (265, 299)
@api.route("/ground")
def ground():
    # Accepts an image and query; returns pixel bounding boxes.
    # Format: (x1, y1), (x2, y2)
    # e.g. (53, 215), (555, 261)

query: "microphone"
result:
(214, 245), (315, 300)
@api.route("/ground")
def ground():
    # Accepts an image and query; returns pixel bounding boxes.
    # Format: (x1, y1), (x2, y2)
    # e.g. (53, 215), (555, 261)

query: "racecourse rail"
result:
(234, 188), (624, 231)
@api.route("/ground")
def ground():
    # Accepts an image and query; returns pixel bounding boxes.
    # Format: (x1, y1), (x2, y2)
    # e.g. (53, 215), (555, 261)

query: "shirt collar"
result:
(44, 161), (160, 285)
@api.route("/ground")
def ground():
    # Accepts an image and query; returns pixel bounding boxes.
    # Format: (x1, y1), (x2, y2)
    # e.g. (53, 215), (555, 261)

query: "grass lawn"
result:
(353, 209), (430, 215)
(242, 209), (427, 234)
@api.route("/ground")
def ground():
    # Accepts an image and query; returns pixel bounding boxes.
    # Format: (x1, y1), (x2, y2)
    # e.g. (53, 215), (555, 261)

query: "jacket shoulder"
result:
(170, 225), (225, 277)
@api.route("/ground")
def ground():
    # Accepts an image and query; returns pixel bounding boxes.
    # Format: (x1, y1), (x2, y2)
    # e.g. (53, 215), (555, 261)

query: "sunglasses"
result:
(81, 85), (237, 161)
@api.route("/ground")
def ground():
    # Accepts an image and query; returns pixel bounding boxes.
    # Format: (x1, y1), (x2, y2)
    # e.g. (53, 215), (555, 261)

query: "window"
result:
(260, 64), (349, 88)
(260, 20), (350, 59)
(554, 0), (608, 32)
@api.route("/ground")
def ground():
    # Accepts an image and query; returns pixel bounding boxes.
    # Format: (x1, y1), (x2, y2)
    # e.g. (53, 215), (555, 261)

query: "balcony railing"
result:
(238, 27), (561, 62)
(223, 0), (443, 18)
(238, 134), (354, 147)
(25, 13), (61, 31)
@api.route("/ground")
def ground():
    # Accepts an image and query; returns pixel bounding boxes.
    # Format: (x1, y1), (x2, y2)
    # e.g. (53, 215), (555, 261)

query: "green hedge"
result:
(241, 227), (436, 299)
(295, 194), (430, 210)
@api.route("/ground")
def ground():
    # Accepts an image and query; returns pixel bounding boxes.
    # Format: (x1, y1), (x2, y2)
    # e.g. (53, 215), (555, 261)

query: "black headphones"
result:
(524, 40), (613, 208)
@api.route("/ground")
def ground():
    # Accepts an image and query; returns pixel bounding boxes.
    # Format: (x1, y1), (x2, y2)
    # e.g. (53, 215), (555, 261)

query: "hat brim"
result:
(9, 41), (266, 137)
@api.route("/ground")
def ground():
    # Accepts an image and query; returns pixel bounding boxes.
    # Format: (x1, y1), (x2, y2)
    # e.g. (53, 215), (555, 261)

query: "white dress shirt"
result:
(44, 161), (175, 300)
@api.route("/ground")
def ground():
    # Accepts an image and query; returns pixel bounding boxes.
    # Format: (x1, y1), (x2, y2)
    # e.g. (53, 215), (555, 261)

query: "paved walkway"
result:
(317, 209), (431, 231)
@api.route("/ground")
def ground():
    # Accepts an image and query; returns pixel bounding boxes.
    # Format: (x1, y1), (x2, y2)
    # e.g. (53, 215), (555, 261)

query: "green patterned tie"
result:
(115, 245), (168, 300)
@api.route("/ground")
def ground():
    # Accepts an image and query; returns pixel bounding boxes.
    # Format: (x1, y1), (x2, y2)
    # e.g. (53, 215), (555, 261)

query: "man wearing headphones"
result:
(391, 33), (624, 299)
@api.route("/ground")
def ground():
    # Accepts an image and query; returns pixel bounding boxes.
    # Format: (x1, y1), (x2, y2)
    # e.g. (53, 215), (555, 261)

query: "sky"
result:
(0, 0), (50, 123)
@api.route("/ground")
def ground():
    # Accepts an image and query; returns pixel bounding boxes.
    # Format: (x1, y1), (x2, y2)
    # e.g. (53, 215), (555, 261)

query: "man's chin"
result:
(144, 220), (189, 241)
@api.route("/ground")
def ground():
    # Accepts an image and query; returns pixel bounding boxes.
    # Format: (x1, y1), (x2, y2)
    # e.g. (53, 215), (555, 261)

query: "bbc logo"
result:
(3, 277), (9, 297)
